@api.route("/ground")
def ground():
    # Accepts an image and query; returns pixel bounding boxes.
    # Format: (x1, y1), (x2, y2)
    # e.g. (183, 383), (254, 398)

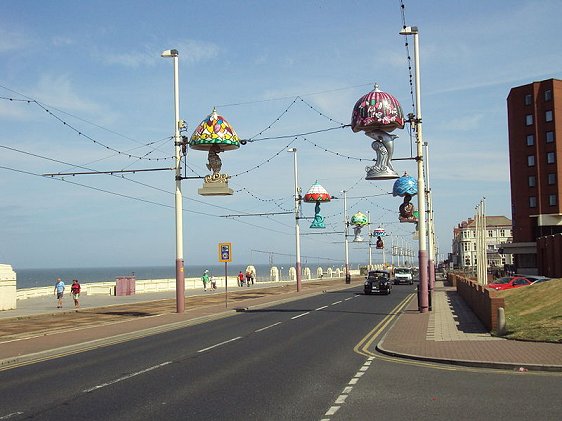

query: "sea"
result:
(13, 263), (343, 289)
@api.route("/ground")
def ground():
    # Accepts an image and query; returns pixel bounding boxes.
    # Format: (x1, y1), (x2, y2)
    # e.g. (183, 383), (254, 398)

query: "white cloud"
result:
(0, 28), (30, 53)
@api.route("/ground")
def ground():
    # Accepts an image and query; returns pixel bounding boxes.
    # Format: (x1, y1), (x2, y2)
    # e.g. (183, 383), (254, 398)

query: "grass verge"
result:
(498, 278), (561, 342)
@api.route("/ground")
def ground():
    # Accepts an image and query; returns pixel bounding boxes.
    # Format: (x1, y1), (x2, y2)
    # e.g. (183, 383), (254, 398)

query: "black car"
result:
(364, 270), (392, 295)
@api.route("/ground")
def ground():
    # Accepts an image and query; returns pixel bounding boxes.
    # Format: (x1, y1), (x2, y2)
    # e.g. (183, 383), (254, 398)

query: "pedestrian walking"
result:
(210, 275), (217, 291)
(202, 270), (210, 291)
(54, 277), (65, 308)
(70, 279), (81, 308)
(238, 271), (244, 287)
(245, 270), (252, 287)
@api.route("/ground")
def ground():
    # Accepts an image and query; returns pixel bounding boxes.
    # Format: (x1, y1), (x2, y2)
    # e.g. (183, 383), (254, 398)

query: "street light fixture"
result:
(399, 26), (429, 313)
(287, 148), (302, 292)
(161, 48), (185, 313)
(341, 190), (351, 284)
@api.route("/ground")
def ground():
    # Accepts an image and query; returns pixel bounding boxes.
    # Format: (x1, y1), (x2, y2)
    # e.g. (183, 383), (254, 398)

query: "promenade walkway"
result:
(1, 278), (561, 372)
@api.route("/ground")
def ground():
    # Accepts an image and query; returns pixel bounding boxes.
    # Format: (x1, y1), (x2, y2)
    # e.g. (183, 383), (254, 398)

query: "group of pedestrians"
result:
(53, 278), (81, 308)
(237, 270), (254, 287)
(201, 270), (217, 292)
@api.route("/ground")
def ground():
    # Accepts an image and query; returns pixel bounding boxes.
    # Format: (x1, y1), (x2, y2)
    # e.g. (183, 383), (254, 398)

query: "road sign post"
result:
(218, 243), (232, 308)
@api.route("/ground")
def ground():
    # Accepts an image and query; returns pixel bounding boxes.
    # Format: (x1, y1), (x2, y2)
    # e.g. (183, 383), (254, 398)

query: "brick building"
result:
(504, 78), (562, 274)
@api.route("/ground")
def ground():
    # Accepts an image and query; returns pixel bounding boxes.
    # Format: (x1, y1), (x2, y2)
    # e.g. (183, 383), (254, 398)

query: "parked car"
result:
(515, 275), (551, 284)
(487, 276), (532, 291)
(364, 270), (392, 295)
(393, 267), (414, 285)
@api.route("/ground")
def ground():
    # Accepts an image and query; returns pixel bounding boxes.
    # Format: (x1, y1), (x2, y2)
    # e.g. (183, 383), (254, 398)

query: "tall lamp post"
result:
(424, 142), (436, 291)
(400, 26), (429, 313)
(161, 49), (185, 313)
(288, 148), (302, 292)
(342, 190), (350, 283)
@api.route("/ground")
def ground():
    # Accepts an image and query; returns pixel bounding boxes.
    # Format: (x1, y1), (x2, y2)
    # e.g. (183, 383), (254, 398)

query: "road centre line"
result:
(255, 322), (282, 332)
(197, 336), (242, 353)
(315, 305), (329, 311)
(83, 361), (171, 393)
(344, 297), (354, 301)
(291, 312), (310, 320)
(331, 300), (342, 305)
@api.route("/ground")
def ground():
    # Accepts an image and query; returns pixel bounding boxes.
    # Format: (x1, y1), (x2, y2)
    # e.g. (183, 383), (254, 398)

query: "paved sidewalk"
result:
(376, 281), (562, 371)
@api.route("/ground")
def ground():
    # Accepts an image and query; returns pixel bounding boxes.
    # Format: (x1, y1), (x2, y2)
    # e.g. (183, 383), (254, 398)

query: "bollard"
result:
(497, 307), (507, 336)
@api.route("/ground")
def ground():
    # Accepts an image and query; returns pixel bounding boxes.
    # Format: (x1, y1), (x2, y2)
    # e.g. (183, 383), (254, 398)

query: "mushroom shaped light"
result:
(303, 181), (331, 229)
(189, 108), (240, 196)
(351, 84), (405, 133)
(350, 211), (368, 242)
(392, 173), (418, 197)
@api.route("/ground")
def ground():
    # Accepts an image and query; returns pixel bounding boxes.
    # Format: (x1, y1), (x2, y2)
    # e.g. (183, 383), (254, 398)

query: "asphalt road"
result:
(0, 283), (560, 420)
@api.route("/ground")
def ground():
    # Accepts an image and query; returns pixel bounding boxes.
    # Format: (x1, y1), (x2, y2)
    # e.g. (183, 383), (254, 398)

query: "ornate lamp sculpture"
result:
(374, 226), (386, 249)
(350, 211), (368, 242)
(189, 108), (240, 196)
(303, 181), (331, 229)
(351, 84), (405, 180)
(393, 173), (419, 223)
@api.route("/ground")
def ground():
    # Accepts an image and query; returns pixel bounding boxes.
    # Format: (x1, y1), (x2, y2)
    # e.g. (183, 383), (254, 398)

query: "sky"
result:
(1, 0), (562, 270)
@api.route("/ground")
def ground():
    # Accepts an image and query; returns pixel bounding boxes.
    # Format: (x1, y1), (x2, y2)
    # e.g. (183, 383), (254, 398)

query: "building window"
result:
(500, 229), (505, 237)
(465, 258), (470, 266)
(488, 230), (493, 237)
(529, 196), (537, 208)
(546, 110), (553, 122)
(548, 173), (556, 185)
(473, 243), (477, 251)
(546, 131), (554, 143)
(525, 114), (533, 126)
(524, 94), (532, 105)
(488, 244), (495, 251)
(545, 89), (552, 101)
(549, 195), (557, 206)
(547, 152), (555, 164)
(526, 134), (534, 146)
(528, 175), (536, 187)
(527, 155), (535, 166)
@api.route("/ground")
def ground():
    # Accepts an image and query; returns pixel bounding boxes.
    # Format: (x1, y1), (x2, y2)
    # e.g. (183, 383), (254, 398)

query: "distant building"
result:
(451, 216), (513, 270)
(504, 78), (562, 274)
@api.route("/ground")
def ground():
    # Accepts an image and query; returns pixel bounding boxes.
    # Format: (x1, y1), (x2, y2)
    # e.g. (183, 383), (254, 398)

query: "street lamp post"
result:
(288, 148), (302, 292)
(424, 142), (436, 291)
(342, 190), (350, 283)
(161, 49), (185, 313)
(400, 25), (429, 313)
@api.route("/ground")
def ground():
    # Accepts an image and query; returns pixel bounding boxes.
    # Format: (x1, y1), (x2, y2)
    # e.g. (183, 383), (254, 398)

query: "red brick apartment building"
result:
(504, 78), (562, 276)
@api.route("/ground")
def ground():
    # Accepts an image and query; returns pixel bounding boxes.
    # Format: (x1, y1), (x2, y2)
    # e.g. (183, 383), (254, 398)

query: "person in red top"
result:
(70, 279), (81, 308)
(238, 271), (244, 287)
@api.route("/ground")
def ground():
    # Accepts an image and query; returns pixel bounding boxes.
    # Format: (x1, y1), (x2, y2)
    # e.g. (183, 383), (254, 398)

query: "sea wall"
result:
(16, 267), (357, 300)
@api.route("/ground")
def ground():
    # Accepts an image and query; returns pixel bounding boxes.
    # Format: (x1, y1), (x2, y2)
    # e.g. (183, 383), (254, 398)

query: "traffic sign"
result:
(218, 242), (232, 262)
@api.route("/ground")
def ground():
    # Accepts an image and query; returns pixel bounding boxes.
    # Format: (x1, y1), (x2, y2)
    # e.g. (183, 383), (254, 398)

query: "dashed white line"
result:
(325, 406), (340, 416)
(331, 300), (342, 305)
(348, 378), (359, 385)
(354, 372), (365, 378)
(335, 395), (347, 404)
(83, 361), (171, 393)
(0, 412), (24, 420)
(291, 312), (310, 320)
(315, 305), (329, 311)
(344, 297), (354, 301)
(255, 322), (282, 332)
(197, 336), (242, 353)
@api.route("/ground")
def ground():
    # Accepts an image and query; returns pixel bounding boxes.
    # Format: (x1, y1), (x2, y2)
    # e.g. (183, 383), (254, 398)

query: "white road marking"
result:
(325, 406), (340, 416)
(315, 305), (329, 311)
(197, 336), (242, 353)
(291, 312), (310, 320)
(331, 300), (342, 305)
(344, 297), (354, 301)
(359, 366), (369, 371)
(348, 378), (358, 385)
(0, 412), (24, 420)
(342, 386), (353, 394)
(83, 361), (171, 393)
(335, 395), (347, 404)
(255, 322), (282, 332)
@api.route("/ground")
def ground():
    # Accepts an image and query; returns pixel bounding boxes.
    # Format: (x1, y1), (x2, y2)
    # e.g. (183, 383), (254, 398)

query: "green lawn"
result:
(498, 278), (562, 343)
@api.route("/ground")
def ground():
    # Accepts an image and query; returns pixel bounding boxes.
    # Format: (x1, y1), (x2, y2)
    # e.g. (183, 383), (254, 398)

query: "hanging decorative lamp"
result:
(189, 108), (240, 195)
(303, 181), (331, 229)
